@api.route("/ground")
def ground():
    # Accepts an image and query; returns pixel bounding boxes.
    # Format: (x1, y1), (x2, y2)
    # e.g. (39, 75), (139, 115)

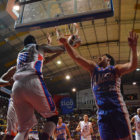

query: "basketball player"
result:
(55, 116), (72, 140)
(1, 51), (63, 140)
(59, 31), (138, 140)
(76, 114), (93, 140)
(131, 108), (140, 140)
(2, 35), (65, 140)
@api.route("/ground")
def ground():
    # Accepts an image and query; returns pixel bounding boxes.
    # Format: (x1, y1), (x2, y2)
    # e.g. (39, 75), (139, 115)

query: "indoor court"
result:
(0, 0), (140, 140)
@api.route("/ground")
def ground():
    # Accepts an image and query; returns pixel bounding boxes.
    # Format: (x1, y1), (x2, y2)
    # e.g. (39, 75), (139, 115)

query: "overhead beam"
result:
(17, 0), (42, 5)
(80, 40), (119, 46)
(135, 4), (140, 9)
(0, 19), (140, 47)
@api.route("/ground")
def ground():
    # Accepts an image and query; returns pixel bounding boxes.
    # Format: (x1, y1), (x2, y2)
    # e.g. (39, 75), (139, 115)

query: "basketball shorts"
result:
(98, 111), (132, 140)
(12, 75), (58, 132)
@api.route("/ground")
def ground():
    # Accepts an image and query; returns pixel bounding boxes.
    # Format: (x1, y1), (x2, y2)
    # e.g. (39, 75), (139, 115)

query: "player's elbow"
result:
(129, 62), (138, 72)
(76, 128), (80, 132)
(132, 61), (138, 70)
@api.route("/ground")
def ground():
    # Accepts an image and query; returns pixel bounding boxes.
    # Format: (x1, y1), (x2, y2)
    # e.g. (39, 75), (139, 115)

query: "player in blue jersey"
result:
(55, 116), (72, 140)
(59, 31), (138, 140)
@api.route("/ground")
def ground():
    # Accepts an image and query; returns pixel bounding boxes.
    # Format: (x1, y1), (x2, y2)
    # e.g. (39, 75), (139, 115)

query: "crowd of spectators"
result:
(0, 96), (139, 140)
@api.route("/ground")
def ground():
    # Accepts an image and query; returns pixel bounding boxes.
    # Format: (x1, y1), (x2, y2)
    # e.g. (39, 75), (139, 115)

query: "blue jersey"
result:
(91, 65), (128, 115)
(56, 123), (67, 140)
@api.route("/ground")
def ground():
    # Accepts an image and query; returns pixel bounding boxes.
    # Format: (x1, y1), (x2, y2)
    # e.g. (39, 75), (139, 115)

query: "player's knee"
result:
(47, 115), (58, 125)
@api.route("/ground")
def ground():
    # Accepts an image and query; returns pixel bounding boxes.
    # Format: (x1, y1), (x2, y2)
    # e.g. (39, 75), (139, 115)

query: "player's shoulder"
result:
(79, 121), (83, 124)
(88, 122), (92, 125)
(133, 115), (138, 120)
(62, 123), (66, 126)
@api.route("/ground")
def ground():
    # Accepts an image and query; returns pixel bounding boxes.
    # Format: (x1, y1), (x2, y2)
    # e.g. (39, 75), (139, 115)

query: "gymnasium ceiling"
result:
(0, 0), (140, 94)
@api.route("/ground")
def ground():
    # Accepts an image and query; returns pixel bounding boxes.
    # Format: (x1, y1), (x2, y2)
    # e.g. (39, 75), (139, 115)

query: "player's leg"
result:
(98, 115), (118, 140)
(26, 75), (58, 140)
(111, 111), (132, 140)
(3, 98), (18, 140)
(11, 81), (37, 140)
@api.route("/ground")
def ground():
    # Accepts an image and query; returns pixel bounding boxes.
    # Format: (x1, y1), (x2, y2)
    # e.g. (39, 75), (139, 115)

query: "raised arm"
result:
(1, 66), (16, 81)
(44, 52), (62, 64)
(115, 31), (138, 76)
(39, 44), (65, 53)
(0, 66), (16, 86)
(59, 37), (96, 75)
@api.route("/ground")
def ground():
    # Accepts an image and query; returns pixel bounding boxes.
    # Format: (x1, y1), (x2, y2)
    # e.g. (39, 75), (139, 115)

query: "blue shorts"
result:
(98, 111), (132, 140)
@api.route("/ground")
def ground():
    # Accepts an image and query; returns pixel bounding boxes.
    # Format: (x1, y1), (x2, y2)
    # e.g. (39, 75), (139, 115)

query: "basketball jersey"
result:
(134, 115), (140, 134)
(91, 65), (128, 115)
(14, 44), (44, 80)
(80, 121), (92, 140)
(56, 123), (67, 140)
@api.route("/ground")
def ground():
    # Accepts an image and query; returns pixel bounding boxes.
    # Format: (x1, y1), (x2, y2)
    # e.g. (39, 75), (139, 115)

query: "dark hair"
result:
(58, 116), (63, 119)
(24, 35), (36, 46)
(105, 54), (115, 66)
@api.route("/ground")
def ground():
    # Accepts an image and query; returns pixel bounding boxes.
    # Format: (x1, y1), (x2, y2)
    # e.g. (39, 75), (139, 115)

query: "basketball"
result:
(68, 35), (81, 48)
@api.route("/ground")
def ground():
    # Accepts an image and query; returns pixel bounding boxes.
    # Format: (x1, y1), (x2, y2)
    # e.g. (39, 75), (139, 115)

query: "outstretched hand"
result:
(128, 31), (139, 49)
(46, 33), (52, 45)
(59, 37), (67, 45)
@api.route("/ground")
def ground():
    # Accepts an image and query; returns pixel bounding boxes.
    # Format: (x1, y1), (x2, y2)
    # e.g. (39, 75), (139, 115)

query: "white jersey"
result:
(135, 115), (140, 134)
(13, 44), (44, 80)
(79, 121), (92, 140)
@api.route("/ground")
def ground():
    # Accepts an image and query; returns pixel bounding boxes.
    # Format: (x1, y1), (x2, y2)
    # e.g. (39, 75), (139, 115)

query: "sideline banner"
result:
(60, 97), (74, 114)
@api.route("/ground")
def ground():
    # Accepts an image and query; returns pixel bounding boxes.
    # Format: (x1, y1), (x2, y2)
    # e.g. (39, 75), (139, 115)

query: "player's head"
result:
(98, 54), (115, 67)
(24, 35), (37, 46)
(58, 116), (63, 124)
(83, 114), (88, 122)
(137, 108), (140, 116)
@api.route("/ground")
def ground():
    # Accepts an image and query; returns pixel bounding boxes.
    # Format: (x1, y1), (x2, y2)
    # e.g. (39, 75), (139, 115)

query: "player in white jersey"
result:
(12, 35), (65, 140)
(1, 35), (65, 140)
(76, 114), (93, 140)
(1, 51), (63, 140)
(131, 108), (140, 140)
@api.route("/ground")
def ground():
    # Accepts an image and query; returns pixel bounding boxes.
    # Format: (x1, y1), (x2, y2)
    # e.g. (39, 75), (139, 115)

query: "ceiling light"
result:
(57, 60), (61, 65)
(72, 88), (76, 92)
(132, 82), (136, 85)
(13, 5), (20, 11)
(65, 75), (70, 80)
(4, 38), (9, 42)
